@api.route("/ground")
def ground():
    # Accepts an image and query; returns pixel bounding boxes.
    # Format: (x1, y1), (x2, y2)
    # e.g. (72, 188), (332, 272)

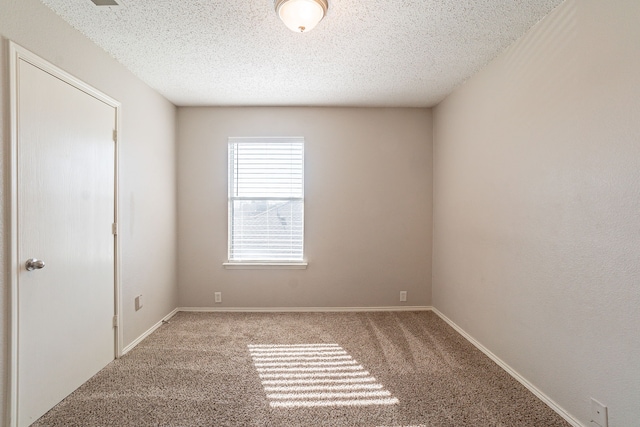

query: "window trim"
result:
(226, 137), (306, 268)
(222, 262), (308, 270)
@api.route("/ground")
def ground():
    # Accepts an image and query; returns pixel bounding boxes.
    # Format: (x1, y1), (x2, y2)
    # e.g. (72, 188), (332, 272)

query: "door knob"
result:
(25, 259), (45, 271)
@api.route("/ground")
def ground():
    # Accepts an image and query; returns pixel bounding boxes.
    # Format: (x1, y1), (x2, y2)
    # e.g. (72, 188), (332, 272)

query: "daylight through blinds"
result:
(249, 344), (399, 408)
(228, 138), (304, 261)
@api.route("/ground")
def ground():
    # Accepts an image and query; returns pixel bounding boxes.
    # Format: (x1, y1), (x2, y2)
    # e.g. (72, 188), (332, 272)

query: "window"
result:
(226, 137), (305, 267)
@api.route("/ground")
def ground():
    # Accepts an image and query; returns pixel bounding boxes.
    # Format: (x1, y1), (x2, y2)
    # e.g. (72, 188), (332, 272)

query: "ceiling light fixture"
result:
(275, 0), (328, 33)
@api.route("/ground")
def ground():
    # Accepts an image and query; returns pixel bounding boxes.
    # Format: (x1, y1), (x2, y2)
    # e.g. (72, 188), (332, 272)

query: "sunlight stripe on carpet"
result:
(249, 343), (398, 408)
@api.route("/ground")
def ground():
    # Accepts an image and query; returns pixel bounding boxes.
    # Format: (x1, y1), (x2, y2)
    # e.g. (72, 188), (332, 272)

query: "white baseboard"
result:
(121, 308), (179, 355)
(120, 306), (430, 355)
(178, 306), (433, 313)
(431, 308), (584, 427)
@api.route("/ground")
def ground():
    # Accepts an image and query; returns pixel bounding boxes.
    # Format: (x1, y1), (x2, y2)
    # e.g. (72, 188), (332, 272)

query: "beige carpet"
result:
(33, 311), (570, 426)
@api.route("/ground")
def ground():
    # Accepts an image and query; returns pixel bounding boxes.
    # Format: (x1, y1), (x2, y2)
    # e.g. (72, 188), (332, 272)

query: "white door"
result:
(16, 57), (117, 426)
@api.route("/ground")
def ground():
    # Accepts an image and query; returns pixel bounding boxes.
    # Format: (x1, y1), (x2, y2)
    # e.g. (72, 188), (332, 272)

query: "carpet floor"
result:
(33, 311), (570, 426)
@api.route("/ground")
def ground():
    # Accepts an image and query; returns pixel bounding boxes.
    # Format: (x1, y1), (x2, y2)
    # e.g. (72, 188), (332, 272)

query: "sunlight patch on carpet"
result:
(249, 343), (399, 408)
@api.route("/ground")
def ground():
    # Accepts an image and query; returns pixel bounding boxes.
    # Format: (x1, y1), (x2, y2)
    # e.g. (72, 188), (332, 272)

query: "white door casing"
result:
(8, 43), (122, 427)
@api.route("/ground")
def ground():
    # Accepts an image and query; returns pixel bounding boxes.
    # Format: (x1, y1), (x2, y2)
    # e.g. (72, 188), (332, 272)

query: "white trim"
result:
(7, 41), (122, 427)
(223, 262), (308, 270)
(227, 137), (305, 264)
(119, 307), (428, 355)
(8, 39), (20, 427)
(114, 101), (123, 358)
(431, 308), (584, 427)
(228, 136), (305, 144)
(178, 306), (433, 313)
(11, 43), (120, 105)
(121, 308), (180, 355)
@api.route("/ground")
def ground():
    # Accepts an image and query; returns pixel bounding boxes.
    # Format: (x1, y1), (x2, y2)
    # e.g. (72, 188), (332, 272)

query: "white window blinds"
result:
(228, 137), (304, 262)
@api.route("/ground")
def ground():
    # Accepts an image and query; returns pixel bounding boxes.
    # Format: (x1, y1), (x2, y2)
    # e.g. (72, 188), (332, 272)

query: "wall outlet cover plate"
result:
(590, 398), (608, 427)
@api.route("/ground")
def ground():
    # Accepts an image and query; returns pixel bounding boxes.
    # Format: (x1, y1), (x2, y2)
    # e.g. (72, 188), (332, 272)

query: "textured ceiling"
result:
(40, 0), (563, 107)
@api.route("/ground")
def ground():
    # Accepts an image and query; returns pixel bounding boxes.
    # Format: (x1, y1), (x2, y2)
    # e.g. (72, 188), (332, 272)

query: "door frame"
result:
(7, 41), (123, 427)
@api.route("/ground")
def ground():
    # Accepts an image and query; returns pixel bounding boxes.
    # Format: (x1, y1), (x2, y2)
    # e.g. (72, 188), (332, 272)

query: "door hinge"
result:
(112, 223), (118, 235)
(112, 129), (117, 142)
(112, 315), (118, 327)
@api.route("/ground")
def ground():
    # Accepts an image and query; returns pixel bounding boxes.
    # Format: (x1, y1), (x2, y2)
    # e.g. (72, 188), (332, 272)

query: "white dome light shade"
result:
(275, 0), (328, 33)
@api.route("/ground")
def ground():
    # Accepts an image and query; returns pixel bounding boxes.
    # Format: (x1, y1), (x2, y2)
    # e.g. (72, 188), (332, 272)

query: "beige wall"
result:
(433, 0), (640, 425)
(1, 0), (178, 421)
(177, 107), (432, 308)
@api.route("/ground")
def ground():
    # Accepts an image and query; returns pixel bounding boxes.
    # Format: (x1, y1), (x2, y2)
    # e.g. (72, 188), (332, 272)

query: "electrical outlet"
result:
(400, 291), (407, 302)
(135, 295), (143, 311)
(214, 292), (222, 303)
(591, 398), (608, 427)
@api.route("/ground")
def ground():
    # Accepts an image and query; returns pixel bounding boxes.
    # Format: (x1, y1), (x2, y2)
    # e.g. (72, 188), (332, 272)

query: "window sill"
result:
(223, 262), (308, 270)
